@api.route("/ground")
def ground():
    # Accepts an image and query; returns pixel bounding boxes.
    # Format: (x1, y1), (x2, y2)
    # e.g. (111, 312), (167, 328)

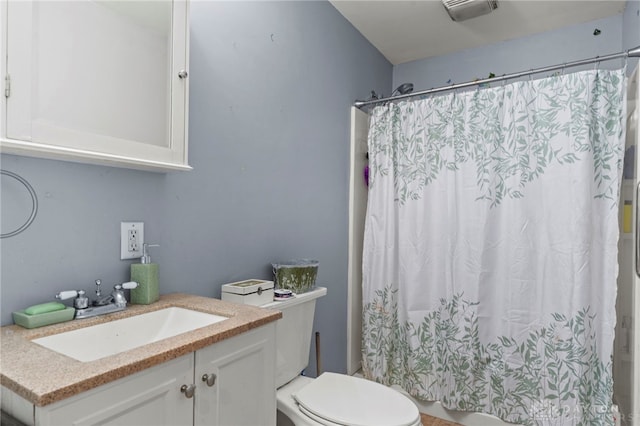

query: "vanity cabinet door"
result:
(34, 354), (194, 426)
(194, 324), (277, 426)
(1, 0), (190, 172)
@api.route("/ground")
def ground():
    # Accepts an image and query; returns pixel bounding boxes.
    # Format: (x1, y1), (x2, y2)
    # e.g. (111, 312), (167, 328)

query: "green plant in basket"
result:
(272, 259), (319, 294)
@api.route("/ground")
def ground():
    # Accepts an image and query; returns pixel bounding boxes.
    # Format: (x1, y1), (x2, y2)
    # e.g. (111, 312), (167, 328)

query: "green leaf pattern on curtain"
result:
(368, 71), (626, 207)
(362, 69), (627, 426)
(362, 286), (614, 425)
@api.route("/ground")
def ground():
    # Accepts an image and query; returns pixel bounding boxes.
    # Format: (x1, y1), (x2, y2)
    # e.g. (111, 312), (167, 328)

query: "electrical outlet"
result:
(121, 222), (144, 260)
(128, 229), (138, 251)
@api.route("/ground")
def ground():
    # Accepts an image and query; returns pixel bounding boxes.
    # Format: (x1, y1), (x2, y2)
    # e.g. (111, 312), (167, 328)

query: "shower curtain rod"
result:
(354, 45), (640, 109)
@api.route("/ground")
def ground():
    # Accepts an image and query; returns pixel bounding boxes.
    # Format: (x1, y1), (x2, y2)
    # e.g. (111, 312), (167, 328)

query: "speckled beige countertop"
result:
(0, 293), (281, 407)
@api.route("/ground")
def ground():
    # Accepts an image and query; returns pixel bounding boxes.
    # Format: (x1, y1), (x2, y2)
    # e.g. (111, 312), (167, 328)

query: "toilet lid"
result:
(293, 373), (420, 426)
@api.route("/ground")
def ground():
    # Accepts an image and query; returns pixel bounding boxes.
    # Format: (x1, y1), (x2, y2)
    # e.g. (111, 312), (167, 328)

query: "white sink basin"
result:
(32, 307), (227, 362)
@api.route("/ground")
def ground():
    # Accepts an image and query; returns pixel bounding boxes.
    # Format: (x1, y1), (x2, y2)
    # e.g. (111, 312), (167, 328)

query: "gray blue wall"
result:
(0, 1), (392, 376)
(393, 13), (626, 91)
(623, 0), (640, 72)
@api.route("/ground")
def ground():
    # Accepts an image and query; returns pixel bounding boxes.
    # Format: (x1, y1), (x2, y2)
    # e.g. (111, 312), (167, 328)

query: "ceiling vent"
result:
(442, 0), (498, 21)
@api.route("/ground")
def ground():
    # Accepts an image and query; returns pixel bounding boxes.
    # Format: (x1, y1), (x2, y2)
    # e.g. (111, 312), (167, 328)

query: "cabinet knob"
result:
(178, 70), (188, 79)
(180, 384), (196, 398)
(202, 373), (216, 387)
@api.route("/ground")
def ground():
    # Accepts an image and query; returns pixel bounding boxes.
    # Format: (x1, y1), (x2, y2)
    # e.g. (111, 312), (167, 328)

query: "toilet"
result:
(262, 287), (421, 426)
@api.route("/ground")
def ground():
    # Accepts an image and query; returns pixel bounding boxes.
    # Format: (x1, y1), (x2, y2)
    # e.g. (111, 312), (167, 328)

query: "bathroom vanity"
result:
(0, 294), (281, 426)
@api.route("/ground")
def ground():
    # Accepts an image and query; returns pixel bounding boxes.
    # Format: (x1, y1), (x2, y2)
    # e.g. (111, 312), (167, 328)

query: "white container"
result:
(221, 279), (274, 306)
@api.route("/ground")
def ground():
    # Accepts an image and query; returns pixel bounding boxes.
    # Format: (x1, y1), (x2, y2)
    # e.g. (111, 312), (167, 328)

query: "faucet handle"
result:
(56, 290), (89, 309)
(74, 290), (89, 309)
(121, 281), (138, 290)
(56, 290), (78, 300)
(111, 282), (137, 307)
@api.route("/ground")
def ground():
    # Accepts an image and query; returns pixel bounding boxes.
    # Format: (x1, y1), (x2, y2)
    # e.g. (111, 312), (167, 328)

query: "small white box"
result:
(221, 279), (274, 306)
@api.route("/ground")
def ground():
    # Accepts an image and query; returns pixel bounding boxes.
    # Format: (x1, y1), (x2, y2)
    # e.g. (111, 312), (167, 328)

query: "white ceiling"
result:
(329, 1), (627, 65)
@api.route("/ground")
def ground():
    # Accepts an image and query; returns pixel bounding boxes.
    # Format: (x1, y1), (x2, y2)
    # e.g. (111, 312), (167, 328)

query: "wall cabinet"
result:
(0, 0), (191, 172)
(2, 324), (276, 426)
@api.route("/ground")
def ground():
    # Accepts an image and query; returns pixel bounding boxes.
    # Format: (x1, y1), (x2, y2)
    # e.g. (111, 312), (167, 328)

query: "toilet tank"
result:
(262, 287), (327, 388)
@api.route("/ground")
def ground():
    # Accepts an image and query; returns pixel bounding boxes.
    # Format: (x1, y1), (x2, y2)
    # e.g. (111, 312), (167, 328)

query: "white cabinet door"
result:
(194, 324), (277, 426)
(35, 354), (194, 426)
(1, 0), (190, 172)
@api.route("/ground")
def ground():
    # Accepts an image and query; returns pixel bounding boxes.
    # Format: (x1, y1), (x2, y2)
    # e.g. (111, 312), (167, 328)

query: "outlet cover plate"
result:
(121, 222), (144, 260)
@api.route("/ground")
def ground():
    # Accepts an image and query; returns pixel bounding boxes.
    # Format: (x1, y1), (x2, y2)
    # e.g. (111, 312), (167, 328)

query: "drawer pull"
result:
(180, 384), (196, 398)
(202, 373), (216, 387)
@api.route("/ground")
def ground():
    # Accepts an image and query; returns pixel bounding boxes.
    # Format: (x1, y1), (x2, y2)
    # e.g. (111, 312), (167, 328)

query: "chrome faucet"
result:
(93, 279), (115, 306)
(112, 284), (129, 308)
(56, 280), (138, 319)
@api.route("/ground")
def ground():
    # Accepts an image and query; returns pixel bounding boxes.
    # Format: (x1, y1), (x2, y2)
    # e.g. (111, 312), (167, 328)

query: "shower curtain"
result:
(362, 69), (627, 425)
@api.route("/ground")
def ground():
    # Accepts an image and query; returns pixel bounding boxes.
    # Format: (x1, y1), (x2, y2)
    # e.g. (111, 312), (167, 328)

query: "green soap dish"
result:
(12, 307), (75, 329)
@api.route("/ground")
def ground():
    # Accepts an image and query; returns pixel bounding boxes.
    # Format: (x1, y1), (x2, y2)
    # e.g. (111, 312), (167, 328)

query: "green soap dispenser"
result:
(131, 243), (159, 304)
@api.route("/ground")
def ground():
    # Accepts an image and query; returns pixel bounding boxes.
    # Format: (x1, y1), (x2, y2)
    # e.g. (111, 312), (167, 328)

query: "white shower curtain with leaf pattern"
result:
(362, 69), (627, 425)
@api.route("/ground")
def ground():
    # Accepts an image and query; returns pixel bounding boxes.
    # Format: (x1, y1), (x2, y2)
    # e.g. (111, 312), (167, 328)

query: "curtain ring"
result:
(561, 63), (566, 76)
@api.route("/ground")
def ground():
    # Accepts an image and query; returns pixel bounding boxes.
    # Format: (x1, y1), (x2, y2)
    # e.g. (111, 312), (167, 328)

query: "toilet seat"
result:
(292, 373), (421, 426)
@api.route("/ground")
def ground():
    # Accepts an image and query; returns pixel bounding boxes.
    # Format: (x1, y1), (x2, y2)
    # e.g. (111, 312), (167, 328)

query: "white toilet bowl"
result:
(275, 373), (421, 426)
(262, 287), (421, 426)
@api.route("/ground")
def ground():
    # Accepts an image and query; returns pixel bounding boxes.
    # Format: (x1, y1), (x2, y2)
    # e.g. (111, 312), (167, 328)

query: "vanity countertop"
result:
(0, 293), (281, 406)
